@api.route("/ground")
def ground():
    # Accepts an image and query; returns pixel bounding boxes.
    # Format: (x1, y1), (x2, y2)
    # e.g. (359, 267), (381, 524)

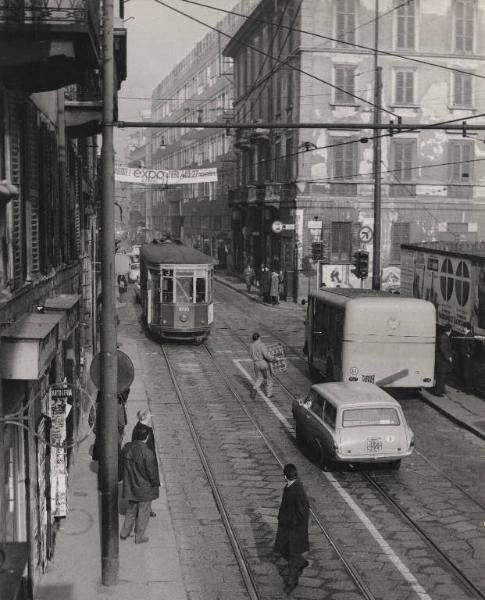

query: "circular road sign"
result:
(90, 349), (135, 393)
(272, 220), (283, 234)
(359, 226), (373, 243)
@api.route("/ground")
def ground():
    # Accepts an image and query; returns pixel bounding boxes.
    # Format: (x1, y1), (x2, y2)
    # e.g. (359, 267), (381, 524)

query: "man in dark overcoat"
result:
(274, 463), (310, 593)
(434, 323), (453, 396)
(120, 425), (160, 544)
(455, 321), (475, 394)
(260, 265), (271, 304)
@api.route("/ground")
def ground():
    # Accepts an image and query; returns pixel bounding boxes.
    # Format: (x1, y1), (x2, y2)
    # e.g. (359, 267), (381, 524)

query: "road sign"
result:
(90, 349), (135, 393)
(359, 226), (373, 243)
(271, 220), (283, 233)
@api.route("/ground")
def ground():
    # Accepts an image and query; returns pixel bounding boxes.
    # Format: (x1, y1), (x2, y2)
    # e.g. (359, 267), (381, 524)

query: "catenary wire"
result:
(170, 0), (485, 82)
(153, 0), (400, 117)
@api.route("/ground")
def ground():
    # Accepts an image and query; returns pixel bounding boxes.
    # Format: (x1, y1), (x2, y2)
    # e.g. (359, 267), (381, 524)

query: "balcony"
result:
(64, 71), (102, 138)
(0, 0), (101, 92)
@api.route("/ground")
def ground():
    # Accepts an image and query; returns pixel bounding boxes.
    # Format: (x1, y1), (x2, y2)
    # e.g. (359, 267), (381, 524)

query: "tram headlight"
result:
(179, 313), (188, 323)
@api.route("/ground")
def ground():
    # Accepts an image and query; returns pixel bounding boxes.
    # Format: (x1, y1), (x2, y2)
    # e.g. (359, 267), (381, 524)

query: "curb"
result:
(419, 389), (485, 441)
(214, 275), (262, 304)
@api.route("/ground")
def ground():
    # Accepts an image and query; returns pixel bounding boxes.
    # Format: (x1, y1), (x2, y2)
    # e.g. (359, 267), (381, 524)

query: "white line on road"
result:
(233, 358), (433, 600)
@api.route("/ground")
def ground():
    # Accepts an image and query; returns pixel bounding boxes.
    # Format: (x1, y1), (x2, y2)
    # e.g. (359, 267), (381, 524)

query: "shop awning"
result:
(0, 313), (63, 379)
(44, 294), (80, 340)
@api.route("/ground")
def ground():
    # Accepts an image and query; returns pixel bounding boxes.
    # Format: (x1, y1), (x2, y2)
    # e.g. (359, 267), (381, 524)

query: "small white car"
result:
(292, 382), (414, 470)
(128, 262), (140, 283)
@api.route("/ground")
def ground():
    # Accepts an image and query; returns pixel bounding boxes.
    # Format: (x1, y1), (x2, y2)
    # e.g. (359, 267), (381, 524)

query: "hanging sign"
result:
(115, 164), (218, 185)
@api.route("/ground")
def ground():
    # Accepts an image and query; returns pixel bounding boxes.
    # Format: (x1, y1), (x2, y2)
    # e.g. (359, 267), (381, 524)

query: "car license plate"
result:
(367, 438), (383, 453)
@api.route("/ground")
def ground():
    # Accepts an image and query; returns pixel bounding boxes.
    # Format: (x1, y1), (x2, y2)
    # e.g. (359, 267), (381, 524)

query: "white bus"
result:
(304, 289), (436, 388)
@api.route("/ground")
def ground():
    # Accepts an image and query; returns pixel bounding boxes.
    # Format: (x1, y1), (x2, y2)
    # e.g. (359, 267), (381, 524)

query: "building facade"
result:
(145, 0), (258, 267)
(224, 0), (485, 299)
(0, 1), (127, 595)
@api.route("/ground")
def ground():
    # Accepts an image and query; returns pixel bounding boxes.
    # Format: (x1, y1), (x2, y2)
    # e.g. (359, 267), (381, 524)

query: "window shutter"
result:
(405, 72), (414, 103)
(396, 72), (404, 103)
(25, 103), (40, 275)
(6, 91), (24, 288)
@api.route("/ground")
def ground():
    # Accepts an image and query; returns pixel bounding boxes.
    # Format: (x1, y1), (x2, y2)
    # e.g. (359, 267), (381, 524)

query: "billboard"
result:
(115, 164), (217, 185)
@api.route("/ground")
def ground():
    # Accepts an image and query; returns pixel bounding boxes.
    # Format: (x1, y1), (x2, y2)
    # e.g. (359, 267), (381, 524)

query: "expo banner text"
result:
(115, 164), (218, 185)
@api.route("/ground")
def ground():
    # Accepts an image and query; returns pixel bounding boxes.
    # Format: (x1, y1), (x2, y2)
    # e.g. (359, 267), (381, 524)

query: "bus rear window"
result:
(342, 408), (400, 427)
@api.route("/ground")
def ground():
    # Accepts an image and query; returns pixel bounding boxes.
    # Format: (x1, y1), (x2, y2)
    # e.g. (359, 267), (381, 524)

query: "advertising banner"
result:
(115, 164), (218, 185)
(48, 385), (72, 517)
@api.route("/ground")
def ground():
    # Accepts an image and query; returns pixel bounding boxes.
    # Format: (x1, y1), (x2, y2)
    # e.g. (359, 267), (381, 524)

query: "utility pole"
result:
(100, 0), (119, 585)
(372, 0), (382, 290)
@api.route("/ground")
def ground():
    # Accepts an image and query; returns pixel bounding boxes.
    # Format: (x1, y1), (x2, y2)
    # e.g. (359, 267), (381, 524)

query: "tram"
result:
(139, 239), (216, 343)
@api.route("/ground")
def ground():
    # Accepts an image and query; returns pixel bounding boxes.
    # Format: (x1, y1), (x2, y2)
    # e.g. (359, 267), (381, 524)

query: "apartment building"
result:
(0, 1), (127, 594)
(146, 0), (258, 267)
(224, 0), (485, 298)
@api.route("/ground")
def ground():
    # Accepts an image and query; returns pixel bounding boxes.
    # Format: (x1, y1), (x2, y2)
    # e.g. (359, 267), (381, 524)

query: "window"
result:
(330, 139), (357, 196)
(336, 0), (356, 47)
(390, 222), (410, 264)
(161, 269), (174, 303)
(395, 70), (415, 105)
(448, 140), (473, 198)
(440, 258), (454, 301)
(390, 139), (416, 197)
(455, 260), (470, 307)
(331, 222), (352, 263)
(274, 140), (281, 181)
(455, 0), (474, 53)
(175, 271), (194, 303)
(310, 394), (323, 418)
(323, 402), (337, 429)
(452, 72), (473, 107)
(342, 408), (400, 427)
(334, 66), (356, 104)
(395, 0), (415, 49)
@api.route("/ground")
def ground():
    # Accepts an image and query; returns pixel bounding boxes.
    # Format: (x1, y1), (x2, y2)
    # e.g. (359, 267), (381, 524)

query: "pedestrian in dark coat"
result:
(270, 270), (280, 305)
(456, 322), (475, 394)
(274, 464), (310, 593)
(132, 408), (158, 517)
(120, 425), (160, 544)
(434, 323), (453, 396)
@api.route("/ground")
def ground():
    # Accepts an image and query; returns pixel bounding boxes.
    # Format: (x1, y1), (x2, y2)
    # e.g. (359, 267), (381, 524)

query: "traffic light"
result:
(312, 241), (325, 261)
(351, 250), (369, 279)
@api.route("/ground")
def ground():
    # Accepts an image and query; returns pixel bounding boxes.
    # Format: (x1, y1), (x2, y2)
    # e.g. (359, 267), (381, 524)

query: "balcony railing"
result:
(0, 0), (100, 34)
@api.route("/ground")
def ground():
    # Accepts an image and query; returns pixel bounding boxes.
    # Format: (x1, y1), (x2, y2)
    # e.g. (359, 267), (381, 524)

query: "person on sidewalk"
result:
(132, 408), (158, 517)
(260, 265), (271, 304)
(120, 425), (160, 544)
(270, 269), (280, 305)
(244, 262), (255, 294)
(434, 323), (453, 397)
(249, 332), (275, 398)
(274, 463), (310, 594)
(456, 322), (475, 394)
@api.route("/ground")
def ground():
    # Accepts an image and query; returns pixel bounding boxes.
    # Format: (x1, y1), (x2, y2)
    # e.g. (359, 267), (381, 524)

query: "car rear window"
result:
(342, 407), (400, 427)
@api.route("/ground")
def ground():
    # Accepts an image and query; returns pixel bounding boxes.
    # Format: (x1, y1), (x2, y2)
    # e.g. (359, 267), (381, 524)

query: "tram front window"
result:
(176, 272), (194, 303)
(195, 278), (206, 303)
(161, 269), (174, 303)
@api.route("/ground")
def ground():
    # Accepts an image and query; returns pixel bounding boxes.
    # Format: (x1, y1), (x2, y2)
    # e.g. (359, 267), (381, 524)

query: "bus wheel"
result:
(388, 459), (401, 470)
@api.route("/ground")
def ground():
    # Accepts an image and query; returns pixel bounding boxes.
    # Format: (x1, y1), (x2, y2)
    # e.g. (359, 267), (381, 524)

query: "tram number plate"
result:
(178, 306), (190, 312)
(367, 438), (383, 453)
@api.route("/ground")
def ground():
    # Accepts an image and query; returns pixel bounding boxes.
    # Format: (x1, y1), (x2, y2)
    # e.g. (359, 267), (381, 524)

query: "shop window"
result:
(440, 258), (454, 301)
(455, 260), (470, 306)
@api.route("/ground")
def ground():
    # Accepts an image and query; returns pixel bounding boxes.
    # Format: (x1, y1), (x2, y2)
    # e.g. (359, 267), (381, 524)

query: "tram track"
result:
(160, 341), (378, 600)
(211, 321), (485, 600)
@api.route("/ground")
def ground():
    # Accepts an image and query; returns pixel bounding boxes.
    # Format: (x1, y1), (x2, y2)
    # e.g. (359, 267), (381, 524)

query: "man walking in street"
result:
(260, 265), (271, 304)
(434, 323), (453, 397)
(249, 332), (275, 398)
(120, 425), (160, 544)
(244, 261), (255, 294)
(456, 321), (475, 394)
(132, 408), (158, 517)
(274, 463), (310, 594)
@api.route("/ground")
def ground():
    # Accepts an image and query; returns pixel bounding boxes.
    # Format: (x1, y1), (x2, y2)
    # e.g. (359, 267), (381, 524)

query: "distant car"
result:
(128, 262), (140, 283)
(292, 382), (414, 470)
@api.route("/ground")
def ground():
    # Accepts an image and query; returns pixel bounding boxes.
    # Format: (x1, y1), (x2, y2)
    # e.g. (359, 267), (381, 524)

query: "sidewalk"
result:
(215, 270), (485, 442)
(35, 314), (187, 599)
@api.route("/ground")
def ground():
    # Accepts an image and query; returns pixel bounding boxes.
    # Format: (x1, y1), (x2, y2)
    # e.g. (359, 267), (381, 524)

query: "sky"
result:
(116, 0), (235, 153)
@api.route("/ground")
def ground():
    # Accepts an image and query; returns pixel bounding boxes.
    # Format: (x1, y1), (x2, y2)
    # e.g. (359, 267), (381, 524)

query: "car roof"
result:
(311, 382), (400, 408)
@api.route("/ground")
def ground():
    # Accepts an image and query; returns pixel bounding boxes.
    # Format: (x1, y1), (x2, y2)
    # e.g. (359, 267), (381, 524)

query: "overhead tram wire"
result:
(171, 0), (485, 82)
(153, 0), (400, 118)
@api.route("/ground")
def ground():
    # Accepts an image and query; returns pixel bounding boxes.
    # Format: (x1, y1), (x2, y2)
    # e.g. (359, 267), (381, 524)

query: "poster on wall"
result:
(48, 385), (72, 518)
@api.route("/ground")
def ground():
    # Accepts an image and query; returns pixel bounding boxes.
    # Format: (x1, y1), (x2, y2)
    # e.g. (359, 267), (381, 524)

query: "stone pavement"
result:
(35, 309), (187, 600)
(214, 270), (485, 442)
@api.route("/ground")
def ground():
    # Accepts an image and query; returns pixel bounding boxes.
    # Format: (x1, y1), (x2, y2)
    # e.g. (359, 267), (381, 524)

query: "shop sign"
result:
(48, 385), (72, 518)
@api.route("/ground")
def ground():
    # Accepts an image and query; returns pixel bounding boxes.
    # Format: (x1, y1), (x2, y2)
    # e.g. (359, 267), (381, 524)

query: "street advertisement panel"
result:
(115, 164), (218, 185)
(401, 248), (485, 335)
(48, 385), (72, 518)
